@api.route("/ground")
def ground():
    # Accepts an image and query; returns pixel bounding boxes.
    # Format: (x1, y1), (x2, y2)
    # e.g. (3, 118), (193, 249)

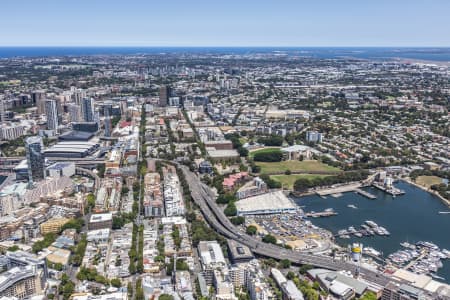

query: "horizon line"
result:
(1, 45), (450, 48)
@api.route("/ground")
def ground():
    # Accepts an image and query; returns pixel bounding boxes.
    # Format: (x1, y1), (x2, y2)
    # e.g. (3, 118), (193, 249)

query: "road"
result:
(180, 166), (394, 287)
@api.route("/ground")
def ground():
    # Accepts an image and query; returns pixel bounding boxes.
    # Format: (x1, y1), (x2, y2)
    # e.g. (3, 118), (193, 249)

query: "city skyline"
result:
(1, 0), (450, 47)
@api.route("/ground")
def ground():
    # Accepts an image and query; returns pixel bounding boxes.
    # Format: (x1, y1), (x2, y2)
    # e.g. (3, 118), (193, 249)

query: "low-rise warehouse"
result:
(44, 141), (99, 158)
(235, 190), (297, 216)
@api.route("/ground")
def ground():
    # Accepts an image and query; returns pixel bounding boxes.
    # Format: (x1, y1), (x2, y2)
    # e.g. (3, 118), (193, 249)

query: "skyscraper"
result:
(25, 136), (45, 184)
(45, 99), (58, 132)
(104, 103), (112, 137)
(0, 96), (5, 125)
(159, 85), (171, 107)
(82, 98), (95, 122)
(67, 104), (81, 123)
(31, 90), (46, 115)
(71, 88), (86, 106)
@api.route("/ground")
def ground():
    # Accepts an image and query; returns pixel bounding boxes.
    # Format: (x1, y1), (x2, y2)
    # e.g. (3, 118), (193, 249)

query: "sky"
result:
(1, 0), (449, 47)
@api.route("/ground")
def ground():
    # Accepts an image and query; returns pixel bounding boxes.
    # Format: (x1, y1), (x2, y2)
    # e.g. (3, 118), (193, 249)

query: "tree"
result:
(262, 234), (277, 244)
(286, 271), (296, 280)
(224, 202), (237, 216)
(279, 259), (291, 269)
(110, 278), (122, 288)
(359, 292), (377, 300)
(85, 193), (96, 212)
(230, 216), (245, 225)
(293, 178), (311, 192)
(299, 264), (313, 275)
(246, 225), (257, 235)
(159, 295), (174, 300)
(257, 135), (283, 146)
(253, 150), (283, 162)
(7, 245), (19, 252)
(61, 218), (84, 233)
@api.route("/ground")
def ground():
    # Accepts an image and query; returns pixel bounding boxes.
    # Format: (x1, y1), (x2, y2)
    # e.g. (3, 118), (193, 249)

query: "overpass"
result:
(180, 166), (394, 287)
(75, 167), (101, 190)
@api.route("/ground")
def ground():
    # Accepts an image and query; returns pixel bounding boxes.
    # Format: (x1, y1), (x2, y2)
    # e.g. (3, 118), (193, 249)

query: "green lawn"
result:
(416, 176), (443, 188)
(270, 174), (331, 189)
(256, 160), (340, 174)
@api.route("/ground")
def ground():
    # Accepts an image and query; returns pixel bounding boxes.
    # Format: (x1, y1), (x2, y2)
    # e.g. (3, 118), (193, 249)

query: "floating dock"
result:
(355, 188), (377, 199)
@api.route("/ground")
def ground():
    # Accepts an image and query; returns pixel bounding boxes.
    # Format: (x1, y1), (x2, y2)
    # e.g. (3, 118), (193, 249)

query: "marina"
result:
(294, 181), (450, 283)
(388, 241), (449, 276)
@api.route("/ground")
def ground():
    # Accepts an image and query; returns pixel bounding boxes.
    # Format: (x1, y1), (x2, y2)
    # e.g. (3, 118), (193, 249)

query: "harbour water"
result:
(293, 181), (450, 284)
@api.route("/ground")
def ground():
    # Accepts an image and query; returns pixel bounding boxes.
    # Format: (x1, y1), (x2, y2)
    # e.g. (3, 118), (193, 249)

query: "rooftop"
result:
(235, 190), (296, 214)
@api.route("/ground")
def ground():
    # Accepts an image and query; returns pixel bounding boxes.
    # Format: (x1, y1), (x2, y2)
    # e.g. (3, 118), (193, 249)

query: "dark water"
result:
(294, 181), (450, 283)
(0, 175), (6, 185)
(0, 47), (450, 61)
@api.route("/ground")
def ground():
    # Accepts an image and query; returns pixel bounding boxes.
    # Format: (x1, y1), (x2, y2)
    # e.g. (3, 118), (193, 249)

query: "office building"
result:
(45, 99), (58, 132)
(382, 283), (424, 300)
(82, 97), (95, 122)
(25, 136), (45, 184)
(306, 131), (323, 143)
(40, 218), (70, 235)
(0, 97), (5, 124)
(88, 213), (113, 230)
(0, 266), (43, 299)
(0, 124), (25, 141)
(68, 103), (82, 123)
(31, 90), (46, 114)
(198, 241), (227, 285)
(227, 240), (254, 264)
(72, 122), (99, 133)
(104, 103), (112, 137)
(159, 85), (171, 107)
(71, 88), (86, 106)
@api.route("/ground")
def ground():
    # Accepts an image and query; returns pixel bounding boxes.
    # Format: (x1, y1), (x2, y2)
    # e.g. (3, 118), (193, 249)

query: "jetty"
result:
(372, 182), (405, 196)
(306, 211), (338, 218)
(315, 183), (362, 196)
(355, 188), (377, 199)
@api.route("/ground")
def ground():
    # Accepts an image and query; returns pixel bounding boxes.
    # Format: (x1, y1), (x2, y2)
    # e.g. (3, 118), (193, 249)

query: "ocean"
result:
(0, 47), (450, 61)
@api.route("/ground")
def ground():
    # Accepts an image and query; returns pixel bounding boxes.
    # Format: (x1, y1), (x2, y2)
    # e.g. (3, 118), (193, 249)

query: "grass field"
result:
(270, 174), (331, 189)
(256, 160), (340, 174)
(249, 147), (281, 158)
(416, 176), (443, 188)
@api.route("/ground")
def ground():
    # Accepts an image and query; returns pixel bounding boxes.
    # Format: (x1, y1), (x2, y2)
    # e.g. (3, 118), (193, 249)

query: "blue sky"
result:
(1, 0), (449, 47)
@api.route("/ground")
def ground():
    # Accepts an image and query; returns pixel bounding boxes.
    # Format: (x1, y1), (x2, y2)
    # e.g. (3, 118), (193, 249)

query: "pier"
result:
(315, 183), (362, 196)
(355, 188), (377, 199)
(372, 183), (405, 196)
(306, 211), (338, 218)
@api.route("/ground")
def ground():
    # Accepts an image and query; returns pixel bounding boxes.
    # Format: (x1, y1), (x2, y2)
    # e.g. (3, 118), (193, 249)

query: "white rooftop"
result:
(235, 190), (296, 214)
